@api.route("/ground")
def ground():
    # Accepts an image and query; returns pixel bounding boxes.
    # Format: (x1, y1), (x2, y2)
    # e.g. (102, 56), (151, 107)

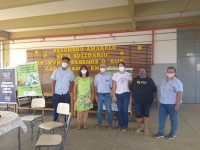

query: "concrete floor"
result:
(0, 104), (200, 150)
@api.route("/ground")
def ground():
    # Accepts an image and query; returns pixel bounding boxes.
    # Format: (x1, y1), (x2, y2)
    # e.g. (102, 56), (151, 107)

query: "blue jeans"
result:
(116, 92), (130, 129)
(158, 103), (180, 135)
(52, 93), (70, 122)
(97, 93), (113, 125)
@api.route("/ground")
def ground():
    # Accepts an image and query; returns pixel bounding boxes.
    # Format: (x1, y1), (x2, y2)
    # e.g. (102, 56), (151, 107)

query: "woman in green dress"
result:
(73, 65), (94, 130)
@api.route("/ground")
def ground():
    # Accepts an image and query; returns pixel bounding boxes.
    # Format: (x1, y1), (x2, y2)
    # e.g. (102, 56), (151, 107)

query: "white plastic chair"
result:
(20, 97), (45, 140)
(35, 112), (72, 150)
(37, 103), (70, 142)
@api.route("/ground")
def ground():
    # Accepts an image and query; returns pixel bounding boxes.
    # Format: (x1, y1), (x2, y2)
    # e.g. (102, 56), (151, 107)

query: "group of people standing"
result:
(51, 56), (183, 139)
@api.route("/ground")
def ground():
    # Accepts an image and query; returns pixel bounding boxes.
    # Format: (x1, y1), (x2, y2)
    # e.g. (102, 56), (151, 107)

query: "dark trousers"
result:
(52, 93), (70, 122)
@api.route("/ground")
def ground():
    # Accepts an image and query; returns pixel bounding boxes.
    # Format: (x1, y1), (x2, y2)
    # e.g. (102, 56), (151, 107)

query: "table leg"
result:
(18, 127), (21, 150)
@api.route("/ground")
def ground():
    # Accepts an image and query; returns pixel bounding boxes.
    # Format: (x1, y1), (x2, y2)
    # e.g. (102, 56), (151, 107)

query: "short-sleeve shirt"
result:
(74, 76), (93, 100)
(51, 67), (74, 95)
(160, 77), (183, 104)
(112, 72), (132, 94)
(130, 76), (157, 103)
(94, 72), (112, 94)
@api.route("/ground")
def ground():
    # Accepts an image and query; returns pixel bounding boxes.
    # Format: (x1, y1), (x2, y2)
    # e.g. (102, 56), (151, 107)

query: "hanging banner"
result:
(103, 68), (133, 112)
(17, 62), (42, 97)
(0, 68), (17, 104)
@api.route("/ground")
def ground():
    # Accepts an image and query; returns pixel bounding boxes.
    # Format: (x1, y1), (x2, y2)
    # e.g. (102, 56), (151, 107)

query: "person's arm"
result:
(94, 76), (99, 102)
(112, 80), (117, 102)
(91, 79), (94, 101)
(174, 80), (183, 112)
(175, 91), (183, 112)
(130, 79), (134, 103)
(73, 82), (78, 101)
(52, 80), (56, 95)
(94, 86), (99, 103)
(69, 81), (74, 94)
(150, 78), (157, 101)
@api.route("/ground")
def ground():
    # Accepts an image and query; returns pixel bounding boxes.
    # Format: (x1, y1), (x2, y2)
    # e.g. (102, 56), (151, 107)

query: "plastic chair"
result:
(37, 103), (70, 142)
(35, 112), (72, 150)
(20, 97), (45, 140)
(35, 134), (64, 150)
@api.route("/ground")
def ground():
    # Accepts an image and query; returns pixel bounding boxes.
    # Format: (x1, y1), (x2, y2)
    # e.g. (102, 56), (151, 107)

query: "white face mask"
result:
(166, 73), (175, 78)
(81, 70), (87, 74)
(119, 66), (125, 72)
(100, 68), (106, 73)
(62, 62), (68, 68)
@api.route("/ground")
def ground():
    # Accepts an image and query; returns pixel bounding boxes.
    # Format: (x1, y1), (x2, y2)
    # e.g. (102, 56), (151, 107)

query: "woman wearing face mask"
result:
(153, 66), (183, 139)
(112, 62), (132, 131)
(73, 65), (94, 130)
(130, 68), (157, 134)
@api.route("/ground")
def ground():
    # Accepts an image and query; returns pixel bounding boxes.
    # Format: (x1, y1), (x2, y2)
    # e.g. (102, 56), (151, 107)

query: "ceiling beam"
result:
(135, 0), (200, 17)
(0, 6), (130, 30)
(137, 15), (200, 29)
(9, 23), (133, 39)
(0, 0), (62, 10)
(0, 31), (10, 40)
(128, 0), (136, 29)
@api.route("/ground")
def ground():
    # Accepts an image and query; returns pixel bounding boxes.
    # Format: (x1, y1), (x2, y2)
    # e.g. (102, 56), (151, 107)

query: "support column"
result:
(2, 42), (10, 67)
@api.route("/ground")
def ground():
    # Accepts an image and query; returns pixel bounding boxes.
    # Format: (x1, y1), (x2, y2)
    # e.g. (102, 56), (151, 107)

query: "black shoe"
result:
(152, 132), (164, 138)
(165, 133), (176, 139)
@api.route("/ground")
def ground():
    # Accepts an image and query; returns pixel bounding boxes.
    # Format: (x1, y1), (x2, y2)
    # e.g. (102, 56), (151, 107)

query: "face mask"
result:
(81, 70), (87, 74)
(166, 73), (174, 78)
(139, 72), (146, 77)
(62, 62), (68, 68)
(119, 66), (125, 72)
(100, 68), (106, 73)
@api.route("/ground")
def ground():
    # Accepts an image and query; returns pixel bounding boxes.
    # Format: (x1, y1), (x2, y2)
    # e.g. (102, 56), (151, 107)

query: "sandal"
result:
(76, 125), (81, 130)
(117, 128), (122, 131)
(83, 124), (88, 129)
(122, 128), (127, 132)
(144, 130), (149, 135)
(134, 128), (142, 133)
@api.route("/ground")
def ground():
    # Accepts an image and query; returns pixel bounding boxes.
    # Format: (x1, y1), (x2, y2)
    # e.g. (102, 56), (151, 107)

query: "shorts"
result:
(134, 102), (152, 118)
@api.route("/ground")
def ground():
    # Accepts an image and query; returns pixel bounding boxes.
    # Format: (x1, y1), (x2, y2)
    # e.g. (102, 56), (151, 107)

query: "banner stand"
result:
(4, 103), (13, 111)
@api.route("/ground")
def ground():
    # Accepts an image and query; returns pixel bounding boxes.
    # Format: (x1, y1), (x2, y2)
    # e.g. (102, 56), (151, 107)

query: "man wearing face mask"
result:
(94, 63), (113, 129)
(51, 57), (74, 121)
(130, 68), (157, 135)
(153, 66), (183, 139)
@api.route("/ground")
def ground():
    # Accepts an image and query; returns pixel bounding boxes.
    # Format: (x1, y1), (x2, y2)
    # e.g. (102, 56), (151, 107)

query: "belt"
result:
(98, 93), (110, 95)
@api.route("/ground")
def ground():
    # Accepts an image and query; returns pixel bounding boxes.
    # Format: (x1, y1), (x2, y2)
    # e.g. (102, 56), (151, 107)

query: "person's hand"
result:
(112, 95), (117, 103)
(95, 96), (99, 103)
(153, 98), (157, 103)
(91, 96), (94, 101)
(175, 105), (179, 112)
(73, 97), (77, 101)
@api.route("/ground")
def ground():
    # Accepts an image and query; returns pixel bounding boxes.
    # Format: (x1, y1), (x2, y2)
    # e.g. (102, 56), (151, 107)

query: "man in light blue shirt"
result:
(94, 63), (113, 129)
(51, 57), (74, 121)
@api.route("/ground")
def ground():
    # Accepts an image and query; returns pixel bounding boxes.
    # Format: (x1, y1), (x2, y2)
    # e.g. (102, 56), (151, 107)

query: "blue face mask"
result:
(138, 72), (146, 77)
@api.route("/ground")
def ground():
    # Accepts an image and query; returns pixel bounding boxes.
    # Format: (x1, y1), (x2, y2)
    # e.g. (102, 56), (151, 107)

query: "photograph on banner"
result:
(17, 62), (42, 97)
(0, 68), (17, 104)
(102, 68), (133, 112)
